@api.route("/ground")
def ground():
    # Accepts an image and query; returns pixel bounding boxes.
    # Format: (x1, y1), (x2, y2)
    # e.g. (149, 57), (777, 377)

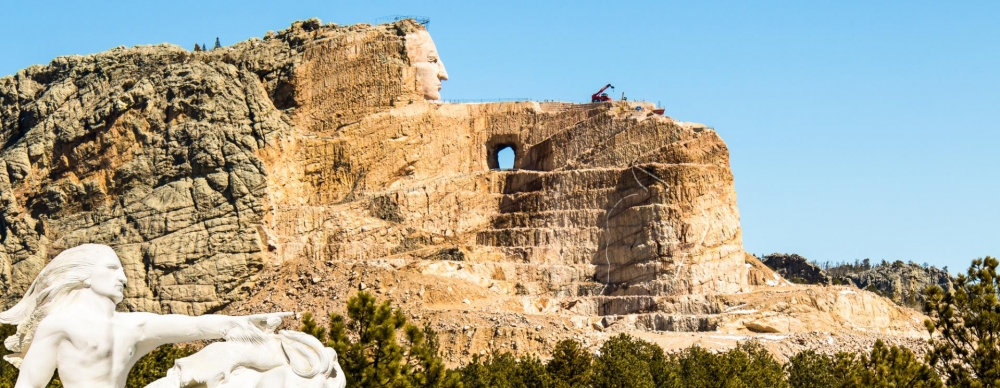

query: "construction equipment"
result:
(591, 84), (614, 103)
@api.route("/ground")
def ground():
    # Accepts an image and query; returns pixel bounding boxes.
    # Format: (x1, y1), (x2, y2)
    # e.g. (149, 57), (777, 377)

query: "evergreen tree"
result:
(786, 350), (839, 388)
(125, 345), (195, 387)
(458, 352), (557, 388)
(546, 339), (593, 387)
(925, 256), (1000, 387)
(592, 334), (668, 388)
(214, 37), (221, 50)
(854, 340), (942, 387)
(302, 291), (458, 388)
(666, 342), (786, 388)
(400, 323), (461, 387)
(193, 43), (201, 52)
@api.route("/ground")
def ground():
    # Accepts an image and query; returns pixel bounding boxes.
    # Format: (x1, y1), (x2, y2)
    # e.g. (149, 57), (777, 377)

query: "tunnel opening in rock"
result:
(487, 142), (518, 170)
(497, 146), (514, 170)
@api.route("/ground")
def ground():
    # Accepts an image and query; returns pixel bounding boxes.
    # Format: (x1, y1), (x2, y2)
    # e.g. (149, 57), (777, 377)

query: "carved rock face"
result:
(405, 29), (449, 100)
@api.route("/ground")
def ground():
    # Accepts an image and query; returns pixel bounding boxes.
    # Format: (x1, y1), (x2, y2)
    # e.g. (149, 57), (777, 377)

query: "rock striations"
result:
(1, 18), (927, 362)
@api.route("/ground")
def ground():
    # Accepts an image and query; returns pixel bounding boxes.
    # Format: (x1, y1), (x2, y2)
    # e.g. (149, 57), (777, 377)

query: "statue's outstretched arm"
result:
(129, 312), (291, 350)
(13, 321), (61, 388)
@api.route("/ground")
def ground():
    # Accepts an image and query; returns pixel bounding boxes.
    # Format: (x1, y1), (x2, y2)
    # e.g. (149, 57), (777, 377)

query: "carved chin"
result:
(423, 87), (441, 100)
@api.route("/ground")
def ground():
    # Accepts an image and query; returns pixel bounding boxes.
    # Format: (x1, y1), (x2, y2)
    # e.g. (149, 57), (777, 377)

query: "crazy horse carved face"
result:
(405, 29), (449, 100)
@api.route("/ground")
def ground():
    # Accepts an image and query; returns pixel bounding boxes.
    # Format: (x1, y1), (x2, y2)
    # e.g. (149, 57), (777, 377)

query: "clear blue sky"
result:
(3, 1), (997, 271)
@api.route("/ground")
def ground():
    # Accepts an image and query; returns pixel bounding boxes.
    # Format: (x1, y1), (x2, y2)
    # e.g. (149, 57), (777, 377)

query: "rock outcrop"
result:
(836, 260), (952, 309)
(1, 18), (928, 362)
(761, 253), (830, 285)
(761, 253), (953, 309)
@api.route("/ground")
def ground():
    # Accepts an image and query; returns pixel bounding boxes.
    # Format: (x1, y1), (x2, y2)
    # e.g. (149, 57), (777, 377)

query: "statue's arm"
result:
(14, 321), (61, 388)
(130, 312), (290, 349)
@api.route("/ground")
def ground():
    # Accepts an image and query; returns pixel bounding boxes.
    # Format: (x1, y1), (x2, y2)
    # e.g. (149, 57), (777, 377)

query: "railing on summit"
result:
(437, 98), (532, 104)
(373, 15), (430, 26)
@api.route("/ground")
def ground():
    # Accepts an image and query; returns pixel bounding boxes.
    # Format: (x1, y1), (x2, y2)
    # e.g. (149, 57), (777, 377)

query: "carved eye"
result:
(427, 55), (438, 63)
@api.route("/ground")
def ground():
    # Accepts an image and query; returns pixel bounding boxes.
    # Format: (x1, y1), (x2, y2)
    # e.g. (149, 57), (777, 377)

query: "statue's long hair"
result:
(0, 244), (112, 367)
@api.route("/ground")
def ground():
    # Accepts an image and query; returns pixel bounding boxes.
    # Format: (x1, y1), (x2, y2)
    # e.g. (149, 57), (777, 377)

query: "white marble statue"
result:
(0, 244), (345, 388)
(404, 28), (449, 100)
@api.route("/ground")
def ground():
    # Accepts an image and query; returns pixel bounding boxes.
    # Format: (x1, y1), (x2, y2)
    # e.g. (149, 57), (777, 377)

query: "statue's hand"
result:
(247, 312), (293, 332)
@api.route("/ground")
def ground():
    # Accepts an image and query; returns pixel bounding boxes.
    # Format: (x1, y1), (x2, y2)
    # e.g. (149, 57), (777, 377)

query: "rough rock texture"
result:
(836, 261), (953, 309)
(761, 253), (830, 285)
(1, 18), (928, 363)
(761, 253), (953, 309)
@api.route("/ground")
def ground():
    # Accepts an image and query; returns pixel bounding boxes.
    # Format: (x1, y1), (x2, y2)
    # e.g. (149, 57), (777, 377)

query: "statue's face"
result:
(405, 29), (449, 100)
(88, 251), (127, 304)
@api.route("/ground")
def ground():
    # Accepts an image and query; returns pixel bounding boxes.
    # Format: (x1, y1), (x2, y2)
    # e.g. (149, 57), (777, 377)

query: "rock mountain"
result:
(0, 19), (928, 362)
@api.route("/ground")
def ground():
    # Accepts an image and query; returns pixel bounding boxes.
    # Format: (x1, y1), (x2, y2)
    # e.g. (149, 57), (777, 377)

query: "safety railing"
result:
(372, 15), (430, 26)
(437, 98), (532, 104)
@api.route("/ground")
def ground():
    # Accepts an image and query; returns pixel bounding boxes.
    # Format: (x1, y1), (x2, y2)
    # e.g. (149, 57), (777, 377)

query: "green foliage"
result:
(546, 339), (592, 387)
(213, 37), (222, 50)
(665, 341), (786, 388)
(925, 256), (1000, 387)
(787, 350), (840, 387)
(458, 352), (557, 388)
(1, 324), (61, 388)
(592, 334), (668, 388)
(788, 342), (941, 388)
(303, 291), (459, 388)
(125, 344), (195, 387)
(401, 323), (461, 387)
(853, 340), (941, 387)
(2, 323), (191, 388)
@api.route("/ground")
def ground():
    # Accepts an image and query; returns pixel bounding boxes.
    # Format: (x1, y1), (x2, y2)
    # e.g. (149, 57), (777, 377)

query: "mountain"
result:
(0, 18), (928, 363)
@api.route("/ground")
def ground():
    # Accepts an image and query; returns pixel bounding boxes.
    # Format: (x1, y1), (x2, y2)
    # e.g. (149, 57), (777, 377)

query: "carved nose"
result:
(438, 63), (449, 81)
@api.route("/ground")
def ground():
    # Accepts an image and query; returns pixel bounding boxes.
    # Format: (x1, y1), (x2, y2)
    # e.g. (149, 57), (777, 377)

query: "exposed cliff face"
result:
(836, 261), (953, 309)
(761, 253), (953, 310)
(762, 253), (830, 285)
(1, 18), (927, 362)
(0, 19), (424, 314)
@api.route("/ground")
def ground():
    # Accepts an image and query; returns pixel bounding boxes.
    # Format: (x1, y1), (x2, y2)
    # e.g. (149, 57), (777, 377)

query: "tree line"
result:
(3, 256), (999, 387)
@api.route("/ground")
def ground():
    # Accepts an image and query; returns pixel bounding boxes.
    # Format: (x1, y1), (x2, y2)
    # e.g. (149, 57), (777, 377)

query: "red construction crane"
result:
(591, 84), (614, 103)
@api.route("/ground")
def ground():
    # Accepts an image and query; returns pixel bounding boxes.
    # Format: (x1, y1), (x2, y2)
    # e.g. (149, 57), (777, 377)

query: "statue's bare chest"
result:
(60, 316), (138, 367)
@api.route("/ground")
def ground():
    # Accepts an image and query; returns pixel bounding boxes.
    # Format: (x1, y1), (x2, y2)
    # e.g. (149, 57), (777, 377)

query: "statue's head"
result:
(405, 28), (449, 100)
(0, 244), (125, 363)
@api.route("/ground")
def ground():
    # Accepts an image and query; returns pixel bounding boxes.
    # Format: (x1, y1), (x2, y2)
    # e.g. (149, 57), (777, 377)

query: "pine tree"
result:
(400, 323), (461, 387)
(546, 339), (592, 387)
(302, 291), (457, 388)
(666, 341), (786, 388)
(214, 37), (221, 50)
(925, 256), (1000, 387)
(592, 334), (667, 388)
(125, 345), (195, 387)
(193, 43), (201, 52)
(787, 350), (839, 388)
(855, 340), (942, 387)
(458, 352), (557, 388)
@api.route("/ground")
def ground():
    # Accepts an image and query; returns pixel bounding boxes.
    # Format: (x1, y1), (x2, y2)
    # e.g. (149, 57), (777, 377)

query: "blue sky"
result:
(2, 1), (997, 271)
